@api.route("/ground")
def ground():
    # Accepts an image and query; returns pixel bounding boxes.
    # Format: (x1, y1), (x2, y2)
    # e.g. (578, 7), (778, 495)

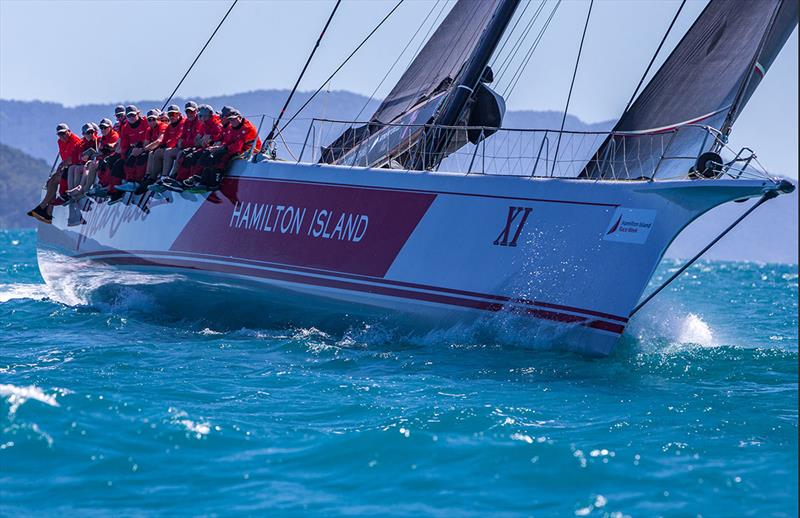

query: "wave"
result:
(0, 283), (52, 303)
(0, 384), (64, 416)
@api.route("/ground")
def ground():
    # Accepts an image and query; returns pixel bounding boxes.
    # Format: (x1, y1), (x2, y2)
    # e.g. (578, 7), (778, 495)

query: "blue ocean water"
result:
(0, 228), (797, 517)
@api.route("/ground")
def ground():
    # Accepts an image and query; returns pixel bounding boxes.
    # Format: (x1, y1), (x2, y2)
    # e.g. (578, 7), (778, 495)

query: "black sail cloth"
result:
(582, 0), (798, 180)
(320, 0), (508, 168)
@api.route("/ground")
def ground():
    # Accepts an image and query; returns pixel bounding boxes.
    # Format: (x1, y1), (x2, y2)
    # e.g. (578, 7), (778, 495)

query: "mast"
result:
(411, 0), (521, 170)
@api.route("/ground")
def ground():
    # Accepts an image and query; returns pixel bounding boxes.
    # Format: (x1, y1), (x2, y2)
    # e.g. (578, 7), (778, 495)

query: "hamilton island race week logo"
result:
(603, 207), (656, 244)
(493, 206), (532, 247)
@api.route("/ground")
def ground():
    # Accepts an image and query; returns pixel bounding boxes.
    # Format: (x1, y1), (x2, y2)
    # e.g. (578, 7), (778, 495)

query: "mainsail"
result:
(582, 0), (798, 180)
(320, 0), (519, 169)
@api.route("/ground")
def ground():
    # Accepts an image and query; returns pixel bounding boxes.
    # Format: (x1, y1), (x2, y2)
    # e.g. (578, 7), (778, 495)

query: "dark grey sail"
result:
(582, 0), (798, 180)
(320, 0), (519, 169)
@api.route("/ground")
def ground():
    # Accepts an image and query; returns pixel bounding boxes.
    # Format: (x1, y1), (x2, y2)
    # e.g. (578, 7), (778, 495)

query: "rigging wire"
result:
(488, 0), (534, 75)
(353, 0), (443, 122)
(629, 189), (782, 316)
(160, 0), (238, 111)
(501, 0), (561, 99)
(265, 0), (342, 142)
(276, 0), (405, 137)
(492, 0), (546, 88)
(392, 0), (450, 119)
(551, 0), (593, 176)
(622, 0), (686, 114)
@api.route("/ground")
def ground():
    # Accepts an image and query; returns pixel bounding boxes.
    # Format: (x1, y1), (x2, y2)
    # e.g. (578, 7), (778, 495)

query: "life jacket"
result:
(120, 117), (149, 153)
(100, 129), (120, 156)
(146, 121), (168, 146)
(57, 132), (83, 164)
(163, 116), (185, 148)
(222, 118), (261, 155)
(179, 116), (202, 148)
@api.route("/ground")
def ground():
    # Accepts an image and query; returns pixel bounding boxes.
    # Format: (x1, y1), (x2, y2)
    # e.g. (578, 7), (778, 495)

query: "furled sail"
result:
(320, 0), (519, 169)
(582, 0), (798, 180)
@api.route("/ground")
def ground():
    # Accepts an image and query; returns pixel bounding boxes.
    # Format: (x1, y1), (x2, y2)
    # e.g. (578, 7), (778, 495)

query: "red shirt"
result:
(163, 117), (185, 148)
(222, 118), (262, 155)
(146, 121), (168, 146)
(119, 117), (149, 154)
(198, 114), (223, 146)
(57, 132), (83, 165)
(99, 129), (120, 156)
(179, 116), (202, 148)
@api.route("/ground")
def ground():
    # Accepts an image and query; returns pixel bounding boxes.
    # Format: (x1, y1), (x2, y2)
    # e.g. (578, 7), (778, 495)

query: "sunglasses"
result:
(57, 131), (68, 135)
(126, 113), (138, 119)
(83, 129), (96, 134)
(147, 117), (157, 122)
(116, 113), (125, 118)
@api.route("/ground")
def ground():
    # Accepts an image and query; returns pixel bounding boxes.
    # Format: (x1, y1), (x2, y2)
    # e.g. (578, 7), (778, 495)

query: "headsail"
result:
(320, 0), (519, 169)
(582, 0), (798, 180)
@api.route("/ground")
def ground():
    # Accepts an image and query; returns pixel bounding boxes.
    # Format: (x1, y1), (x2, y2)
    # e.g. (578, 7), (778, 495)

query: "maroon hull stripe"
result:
(86, 253), (626, 335)
(74, 249), (629, 324)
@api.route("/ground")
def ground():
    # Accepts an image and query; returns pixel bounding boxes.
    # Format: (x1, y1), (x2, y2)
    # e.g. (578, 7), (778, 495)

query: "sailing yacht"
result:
(36, 0), (797, 355)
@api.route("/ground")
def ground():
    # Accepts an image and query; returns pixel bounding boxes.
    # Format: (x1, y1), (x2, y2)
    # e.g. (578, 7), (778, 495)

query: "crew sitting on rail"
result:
(141, 109), (168, 181)
(78, 117), (122, 198)
(65, 123), (101, 200)
(167, 104), (222, 188)
(26, 123), (82, 224)
(150, 102), (201, 191)
(60, 123), (101, 225)
(182, 108), (261, 191)
(157, 105), (186, 179)
(114, 105), (151, 194)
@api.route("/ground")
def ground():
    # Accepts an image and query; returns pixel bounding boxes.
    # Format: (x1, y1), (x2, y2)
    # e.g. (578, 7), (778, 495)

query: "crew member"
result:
(115, 105), (150, 192)
(70, 118), (120, 197)
(66, 123), (100, 198)
(26, 123), (82, 224)
(113, 105), (126, 132)
(143, 109), (168, 180)
(186, 108), (261, 190)
(159, 104), (185, 178)
(173, 104), (221, 184)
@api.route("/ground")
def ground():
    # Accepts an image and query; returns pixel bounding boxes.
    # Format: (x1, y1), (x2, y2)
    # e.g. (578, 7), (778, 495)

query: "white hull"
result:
(36, 159), (777, 355)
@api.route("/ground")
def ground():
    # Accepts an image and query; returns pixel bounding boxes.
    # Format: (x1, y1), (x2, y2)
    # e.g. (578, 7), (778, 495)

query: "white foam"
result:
(676, 313), (715, 346)
(0, 384), (61, 416)
(0, 283), (52, 303)
(168, 407), (214, 438)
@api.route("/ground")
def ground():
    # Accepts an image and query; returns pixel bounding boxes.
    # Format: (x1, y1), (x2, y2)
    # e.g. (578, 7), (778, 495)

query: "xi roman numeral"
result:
(494, 206), (532, 247)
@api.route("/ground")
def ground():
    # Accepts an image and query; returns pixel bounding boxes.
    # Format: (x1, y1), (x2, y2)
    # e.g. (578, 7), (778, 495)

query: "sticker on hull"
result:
(603, 208), (656, 244)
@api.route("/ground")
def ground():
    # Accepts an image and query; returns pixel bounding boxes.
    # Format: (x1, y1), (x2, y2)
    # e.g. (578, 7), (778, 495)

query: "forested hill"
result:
(0, 143), (50, 228)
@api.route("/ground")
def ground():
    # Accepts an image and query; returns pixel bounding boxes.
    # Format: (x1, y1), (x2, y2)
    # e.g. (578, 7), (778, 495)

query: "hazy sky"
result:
(0, 0), (797, 176)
